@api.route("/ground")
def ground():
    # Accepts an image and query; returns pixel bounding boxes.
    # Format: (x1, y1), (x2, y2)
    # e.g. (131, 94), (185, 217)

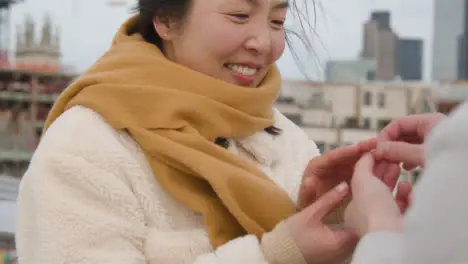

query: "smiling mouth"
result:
(224, 63), (258, 76)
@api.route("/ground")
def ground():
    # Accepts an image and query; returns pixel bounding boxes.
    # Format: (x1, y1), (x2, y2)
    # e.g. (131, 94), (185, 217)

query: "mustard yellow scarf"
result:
(44, 16), (297, 247)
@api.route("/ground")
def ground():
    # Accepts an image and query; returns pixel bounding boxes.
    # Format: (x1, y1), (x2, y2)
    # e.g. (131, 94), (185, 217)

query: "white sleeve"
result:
(351, 102), (468, 264)
(351, 232), (404, 264)
(402, 102), (468, 264)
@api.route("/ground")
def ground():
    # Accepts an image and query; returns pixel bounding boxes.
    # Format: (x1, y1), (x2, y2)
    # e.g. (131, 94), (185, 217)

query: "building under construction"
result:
(0, 4), (76, 261)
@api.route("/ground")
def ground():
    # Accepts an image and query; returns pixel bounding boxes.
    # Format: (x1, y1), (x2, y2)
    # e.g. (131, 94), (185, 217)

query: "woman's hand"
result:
(344, 154), (404, 238)
(298, 141), (377, 209)
(286, 182), (357, 264)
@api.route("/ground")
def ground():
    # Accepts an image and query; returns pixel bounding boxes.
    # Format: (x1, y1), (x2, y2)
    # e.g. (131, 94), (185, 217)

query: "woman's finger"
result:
(308, 182), (350, 220)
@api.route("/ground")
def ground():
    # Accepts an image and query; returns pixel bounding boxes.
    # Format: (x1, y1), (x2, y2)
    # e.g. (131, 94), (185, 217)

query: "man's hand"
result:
(344, 154), (403, 238)
(372, 113), (446, 169)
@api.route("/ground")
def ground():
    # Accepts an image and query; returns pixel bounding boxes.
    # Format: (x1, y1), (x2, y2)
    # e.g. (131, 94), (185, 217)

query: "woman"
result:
(342, 112), (468, 264)
(15, 0), (396, 263)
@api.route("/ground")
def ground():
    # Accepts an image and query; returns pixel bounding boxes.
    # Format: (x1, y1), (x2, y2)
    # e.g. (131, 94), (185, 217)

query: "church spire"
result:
(40, 14), (52, 47)
(15, 14), (61, 72)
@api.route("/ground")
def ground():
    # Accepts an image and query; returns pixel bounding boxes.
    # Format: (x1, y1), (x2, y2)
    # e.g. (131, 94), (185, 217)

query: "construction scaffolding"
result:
(0, 0), (22, 66)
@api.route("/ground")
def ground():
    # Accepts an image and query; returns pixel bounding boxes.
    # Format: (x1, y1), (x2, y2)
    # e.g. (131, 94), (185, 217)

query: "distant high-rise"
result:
(361, 11), (398, 80)
(371, 11), (391, 30)
(398, 39), (423, 80)
(458, 0), (468, 80)
(432, 0), (465, 81)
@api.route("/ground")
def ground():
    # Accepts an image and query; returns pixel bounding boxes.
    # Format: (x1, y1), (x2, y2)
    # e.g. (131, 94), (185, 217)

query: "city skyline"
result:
(9, 0), (433, 81)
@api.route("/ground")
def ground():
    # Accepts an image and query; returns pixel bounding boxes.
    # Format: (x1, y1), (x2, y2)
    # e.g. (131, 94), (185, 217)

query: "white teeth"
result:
(227, 64), (257, 76)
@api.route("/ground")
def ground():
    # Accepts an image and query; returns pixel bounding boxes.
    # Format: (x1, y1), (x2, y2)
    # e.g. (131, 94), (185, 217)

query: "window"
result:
(312, 92), (322, 102)
(362, 118), (371, 129)
(377, 119), (391, 131)
(343, 117), (359, 128)
(378, 92), (386, 108)
(367, 70), (376, 80)
(363, 91), (372, 106)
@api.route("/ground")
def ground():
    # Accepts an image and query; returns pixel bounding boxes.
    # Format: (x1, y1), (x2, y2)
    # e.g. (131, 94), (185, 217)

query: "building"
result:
(458, 0), (468, 80)
(325, 59), (376, 82)
(15, 15), (61, 71)
(361, 11), (399, 81)
(361, 20), (379, 59)
(276, 80), (436, 183)
(278, 80), (435, 150)
(376, 30), (398, 80)
(432, 0), (465, 81)
(459, 35), (467, 80)
(397, 39), (423, 81)
(0, 16), (76, 255)
(0, 0), (23, 69)
(371, 12), (391, 30)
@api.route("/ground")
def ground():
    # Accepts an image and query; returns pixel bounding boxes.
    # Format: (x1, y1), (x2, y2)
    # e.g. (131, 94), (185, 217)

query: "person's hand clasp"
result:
(288, 134), (417, 263)
(285, 141), (398, 264)
(298, 141), (404, 219)
(344, 113), (446, 238)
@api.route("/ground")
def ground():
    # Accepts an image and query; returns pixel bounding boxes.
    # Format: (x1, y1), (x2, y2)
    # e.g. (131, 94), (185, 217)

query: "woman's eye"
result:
(230, 14), (250, 21)
(272, 20), (285, 26)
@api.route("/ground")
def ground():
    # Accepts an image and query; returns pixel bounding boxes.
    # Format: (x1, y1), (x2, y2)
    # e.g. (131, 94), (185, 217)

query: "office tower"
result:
(398, 39), (423, 80)
(432, 0), (465, 81)
(361, 11), (398, 80)
(458, 0), (468, 79)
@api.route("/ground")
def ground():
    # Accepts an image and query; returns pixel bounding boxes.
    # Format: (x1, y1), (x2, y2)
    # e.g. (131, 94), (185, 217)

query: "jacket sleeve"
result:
(351, 102), (468, 264)
(16, 108), (306, 264)
(350, 232), (404, 264)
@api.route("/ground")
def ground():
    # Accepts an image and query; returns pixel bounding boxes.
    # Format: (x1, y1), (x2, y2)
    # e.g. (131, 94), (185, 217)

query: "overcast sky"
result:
(9, 0), (433, 80)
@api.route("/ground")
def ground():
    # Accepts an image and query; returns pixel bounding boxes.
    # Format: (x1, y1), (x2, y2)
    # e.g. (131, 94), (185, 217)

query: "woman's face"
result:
(156, 0), (288, 87)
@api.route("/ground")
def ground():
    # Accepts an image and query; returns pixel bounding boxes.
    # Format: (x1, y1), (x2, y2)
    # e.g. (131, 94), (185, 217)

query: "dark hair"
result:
(131, 0), (316, 147)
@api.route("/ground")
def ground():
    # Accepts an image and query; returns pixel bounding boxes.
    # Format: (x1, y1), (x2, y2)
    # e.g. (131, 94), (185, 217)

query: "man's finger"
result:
(374, 160), (389, 180)
(396, 181), (412, 213)
(354, 153), (375, 175)
(373, 141), (424, 168)
(308, 182), (349, 220)
(402, 162), (418, 171)
(351, 154), (376, 193)
(378, 113), (446, 142)
(383, 163), (401, 190)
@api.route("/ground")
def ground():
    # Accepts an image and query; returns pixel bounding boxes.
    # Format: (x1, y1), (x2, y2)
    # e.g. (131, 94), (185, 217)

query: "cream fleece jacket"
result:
(16, 106), (320, 264)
